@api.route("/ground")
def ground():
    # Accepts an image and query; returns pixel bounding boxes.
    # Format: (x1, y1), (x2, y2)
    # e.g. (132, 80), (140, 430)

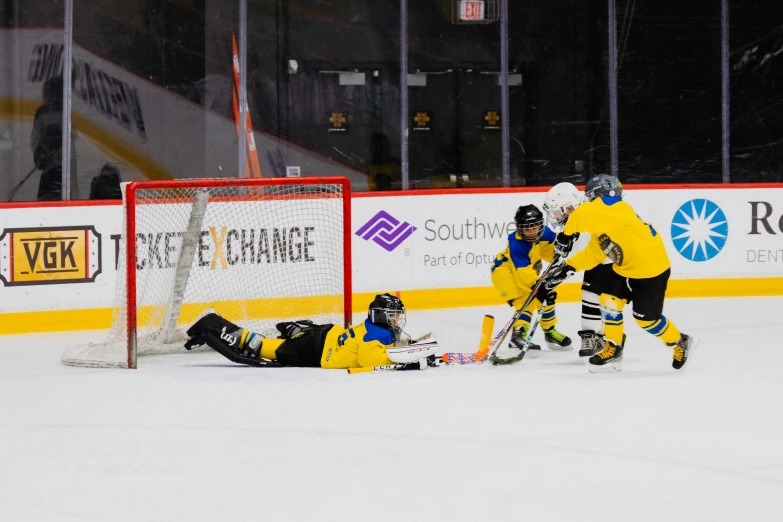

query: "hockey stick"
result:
(441, 255), (563, 366)
(441, 314), (495, 365)
(489, 307), (542, 365)
(347, 362), (424, 374)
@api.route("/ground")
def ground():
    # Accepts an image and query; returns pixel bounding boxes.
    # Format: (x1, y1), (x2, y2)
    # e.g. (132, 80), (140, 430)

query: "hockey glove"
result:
(275, 320), (315, 339)
(554, 232), (578, 258)
(535, 285), (558, 306)
(543, 264), (576, 291)
(397, 355), (444, 371)
(427, 354), (445, 368)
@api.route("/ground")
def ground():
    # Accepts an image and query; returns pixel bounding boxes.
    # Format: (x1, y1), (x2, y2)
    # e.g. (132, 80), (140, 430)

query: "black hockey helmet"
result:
(514, 204), (544, 242)
(368, 293), (406, 330)
(585, 174), (623, 202)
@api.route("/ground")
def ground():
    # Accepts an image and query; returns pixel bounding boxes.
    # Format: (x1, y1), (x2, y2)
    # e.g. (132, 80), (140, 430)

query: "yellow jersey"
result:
(564, 196), (670, 279)
(320, 319), (395, 369)
(491, 227), (556, 291)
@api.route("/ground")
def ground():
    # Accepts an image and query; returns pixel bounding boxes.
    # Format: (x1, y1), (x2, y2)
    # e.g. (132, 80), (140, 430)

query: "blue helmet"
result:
(585, 174), (623, 202)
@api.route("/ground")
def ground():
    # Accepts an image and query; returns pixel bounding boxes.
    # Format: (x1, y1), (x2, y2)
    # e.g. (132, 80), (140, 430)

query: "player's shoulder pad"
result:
(362, 318), (394, 345)
(598, 195), (623, 206)
(508, 234), (533, 267)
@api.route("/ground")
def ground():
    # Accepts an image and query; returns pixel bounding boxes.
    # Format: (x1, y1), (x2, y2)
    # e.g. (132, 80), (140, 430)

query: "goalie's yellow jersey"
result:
(564, 196), (670, 279)
(320, 318), (395, 369)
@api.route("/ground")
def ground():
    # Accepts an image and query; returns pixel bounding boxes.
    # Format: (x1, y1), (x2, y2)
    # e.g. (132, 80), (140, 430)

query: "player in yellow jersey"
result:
(183, 294), (441, 370)
(491, 204), (572, 357)
(541, 177), (698, 372)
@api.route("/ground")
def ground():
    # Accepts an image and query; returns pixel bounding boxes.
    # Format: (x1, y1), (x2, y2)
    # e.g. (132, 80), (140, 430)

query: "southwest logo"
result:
(355, 211), (416, 252)
(0, 226), (102, 286)
(671, 199), (728, 262)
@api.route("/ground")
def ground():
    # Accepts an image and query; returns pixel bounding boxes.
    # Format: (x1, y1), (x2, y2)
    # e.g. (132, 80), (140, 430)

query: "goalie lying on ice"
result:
(184, 293), (440, 369)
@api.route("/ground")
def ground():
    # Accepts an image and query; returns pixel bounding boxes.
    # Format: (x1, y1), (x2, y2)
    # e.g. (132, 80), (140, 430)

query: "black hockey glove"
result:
(554, 232), (578, 258)
(275, 320), (315, 339)
(427, 354), (445, 368)
(544, 264), (576, 291)
(396, 355), (444, 371)
(535, 285), (558, 306)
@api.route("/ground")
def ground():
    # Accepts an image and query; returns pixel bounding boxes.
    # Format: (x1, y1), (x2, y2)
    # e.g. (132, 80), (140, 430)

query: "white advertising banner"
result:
(1, 186), (783, 318)
(352, 187), (783, 291)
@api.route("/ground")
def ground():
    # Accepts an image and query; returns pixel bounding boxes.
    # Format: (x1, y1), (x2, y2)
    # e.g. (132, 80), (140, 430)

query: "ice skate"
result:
(578, 330), (603, 358)
(544, 326), (572, 351)
(588, 338), (623, 373)
(510, 326), (541, 358)
(668, 333), (698, 371)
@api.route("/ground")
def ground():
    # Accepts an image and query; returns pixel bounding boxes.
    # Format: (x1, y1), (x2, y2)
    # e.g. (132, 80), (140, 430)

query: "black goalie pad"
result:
(202, 332), (281, 368)
(186, 312), (240, 339)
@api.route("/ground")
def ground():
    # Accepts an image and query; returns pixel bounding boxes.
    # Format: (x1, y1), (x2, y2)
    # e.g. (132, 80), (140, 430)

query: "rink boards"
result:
(2, 184), (783, 334)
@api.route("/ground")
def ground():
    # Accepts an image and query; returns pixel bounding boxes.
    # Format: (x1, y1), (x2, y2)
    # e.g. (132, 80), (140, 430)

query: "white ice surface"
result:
(2, 297), (783, 522)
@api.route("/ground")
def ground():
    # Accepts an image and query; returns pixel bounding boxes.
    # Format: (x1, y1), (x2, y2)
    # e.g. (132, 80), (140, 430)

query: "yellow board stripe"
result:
(2, 277), (783, 335)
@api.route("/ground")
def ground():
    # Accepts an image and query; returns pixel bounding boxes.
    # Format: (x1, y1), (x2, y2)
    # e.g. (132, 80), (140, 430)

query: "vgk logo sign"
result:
(0, 226), (102, 286)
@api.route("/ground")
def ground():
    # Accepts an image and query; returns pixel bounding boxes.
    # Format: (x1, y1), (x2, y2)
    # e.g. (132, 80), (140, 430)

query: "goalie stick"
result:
(441, 255), (563, 366)
(346, 361), (427, 374)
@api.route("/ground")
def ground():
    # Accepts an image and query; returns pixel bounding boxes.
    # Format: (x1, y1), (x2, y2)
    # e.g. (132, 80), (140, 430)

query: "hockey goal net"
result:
(61, 177), (352, 368)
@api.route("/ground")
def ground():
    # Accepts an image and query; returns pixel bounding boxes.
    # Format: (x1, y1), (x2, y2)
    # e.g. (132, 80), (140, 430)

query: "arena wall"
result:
(1, 184), (782, 334)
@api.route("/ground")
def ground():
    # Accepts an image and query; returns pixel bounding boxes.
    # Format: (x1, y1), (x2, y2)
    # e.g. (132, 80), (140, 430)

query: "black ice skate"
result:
(578, 332), (626, 359)
(510, 326), (541, 358)
(578, 330), (603, 358)
(588, 338), (623, 373)
(544, 327), (572, 351)
(668, 333), (698, 371)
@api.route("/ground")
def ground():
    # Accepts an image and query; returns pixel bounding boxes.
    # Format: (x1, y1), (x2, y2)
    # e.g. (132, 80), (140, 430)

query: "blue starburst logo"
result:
(670, 199), (728, 262)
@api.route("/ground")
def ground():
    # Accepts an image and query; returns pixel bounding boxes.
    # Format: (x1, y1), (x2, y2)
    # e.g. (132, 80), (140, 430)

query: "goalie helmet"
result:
(543, 182), (581, 227)
(514, 204), (544, 242)
(368, 293), (406, 330)
(585, 174), (623, 202)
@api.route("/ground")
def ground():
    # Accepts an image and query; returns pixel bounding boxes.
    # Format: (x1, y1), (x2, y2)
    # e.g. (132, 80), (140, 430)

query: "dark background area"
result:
(3, 0), (782, 190)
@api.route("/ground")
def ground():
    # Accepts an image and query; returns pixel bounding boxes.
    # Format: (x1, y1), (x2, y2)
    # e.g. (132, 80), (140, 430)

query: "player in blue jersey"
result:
(490, 204), (572, 356)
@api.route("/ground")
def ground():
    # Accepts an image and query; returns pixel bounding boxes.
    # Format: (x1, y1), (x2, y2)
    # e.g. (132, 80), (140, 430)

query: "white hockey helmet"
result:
(543, 182), (582, 226)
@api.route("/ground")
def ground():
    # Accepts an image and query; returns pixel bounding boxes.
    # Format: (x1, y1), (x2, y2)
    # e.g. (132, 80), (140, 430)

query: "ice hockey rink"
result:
(2, 296), (783, 522)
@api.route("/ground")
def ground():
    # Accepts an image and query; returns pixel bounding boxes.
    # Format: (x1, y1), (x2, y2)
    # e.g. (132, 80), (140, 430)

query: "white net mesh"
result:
(62, 178), (349, 368)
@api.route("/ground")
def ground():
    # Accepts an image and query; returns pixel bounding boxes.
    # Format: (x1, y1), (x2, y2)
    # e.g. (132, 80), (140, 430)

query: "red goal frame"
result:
(124, 176), (352, 368)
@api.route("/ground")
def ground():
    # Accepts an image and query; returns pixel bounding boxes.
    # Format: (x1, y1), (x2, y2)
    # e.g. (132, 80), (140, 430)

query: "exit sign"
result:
(459, 1), (485, 21)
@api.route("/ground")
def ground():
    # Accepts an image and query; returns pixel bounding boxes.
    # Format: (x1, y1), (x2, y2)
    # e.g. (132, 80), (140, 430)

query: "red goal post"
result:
(62, 176), (352, 369)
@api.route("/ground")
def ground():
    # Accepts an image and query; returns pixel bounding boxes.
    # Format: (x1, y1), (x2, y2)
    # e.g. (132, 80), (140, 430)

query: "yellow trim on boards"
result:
(2, 278), (783, 335)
